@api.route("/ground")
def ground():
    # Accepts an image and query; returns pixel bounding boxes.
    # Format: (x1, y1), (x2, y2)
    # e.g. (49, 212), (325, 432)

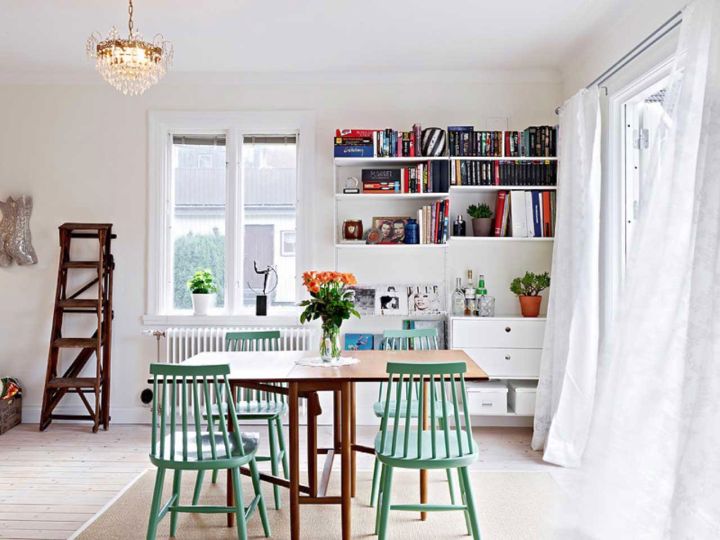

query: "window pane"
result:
(171, 136), (226, 311)
(242, 136), (297, 307)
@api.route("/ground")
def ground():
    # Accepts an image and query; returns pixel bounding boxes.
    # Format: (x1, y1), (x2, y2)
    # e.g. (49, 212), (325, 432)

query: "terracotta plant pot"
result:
(519, 295), (542, 317)
(472, 217), (493, 237)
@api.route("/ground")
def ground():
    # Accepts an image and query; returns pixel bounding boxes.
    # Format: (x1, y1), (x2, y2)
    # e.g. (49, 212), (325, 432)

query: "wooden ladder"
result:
(39, 223), (116, 432)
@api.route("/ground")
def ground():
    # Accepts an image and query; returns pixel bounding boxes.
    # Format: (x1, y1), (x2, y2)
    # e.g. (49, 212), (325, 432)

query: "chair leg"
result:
(170, 470), (182, 537)
(267, 418), (282, 509)
(231, 467), (248, 540)
(370, 456), (381, 507)
(459, 467), (482, 540)
(275, 416), (289, 479)
(445, 468), (457, 504)
(192, 470), (205, 506)
(374, 463), (386, 535)
(146, 467), (166, 540)
(458, 468), (471, 535)
(248, 458), (271, 537)
(212, 416), (223, 484)
(377, 465), (394, 540)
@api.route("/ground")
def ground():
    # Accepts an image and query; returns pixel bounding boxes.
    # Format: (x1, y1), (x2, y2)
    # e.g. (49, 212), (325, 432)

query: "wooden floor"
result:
(0, 423), (553, 540)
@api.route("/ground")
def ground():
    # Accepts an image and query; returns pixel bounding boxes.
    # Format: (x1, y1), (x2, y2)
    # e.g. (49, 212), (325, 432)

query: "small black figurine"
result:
(248, 261), (278, 316)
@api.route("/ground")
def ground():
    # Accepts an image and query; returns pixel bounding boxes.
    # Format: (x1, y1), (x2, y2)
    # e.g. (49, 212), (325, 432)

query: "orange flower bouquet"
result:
(299, 271), (360, 361)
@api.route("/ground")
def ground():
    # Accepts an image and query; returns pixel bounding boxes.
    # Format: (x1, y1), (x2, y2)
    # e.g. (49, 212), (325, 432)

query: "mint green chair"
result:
(374, 361), (481, 539)
(147, 363), (270, 540)
(192, 330), (289, 511)
(370, 328), (458, 507)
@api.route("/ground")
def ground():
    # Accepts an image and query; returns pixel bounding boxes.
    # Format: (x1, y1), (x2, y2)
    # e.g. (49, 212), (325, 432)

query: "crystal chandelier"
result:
(86, 0), (173, 96)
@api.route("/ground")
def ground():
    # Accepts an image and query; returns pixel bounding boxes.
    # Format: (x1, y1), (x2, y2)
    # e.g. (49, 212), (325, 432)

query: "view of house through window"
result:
(171, 135), (227, 310)
(242, 135), (297, 307)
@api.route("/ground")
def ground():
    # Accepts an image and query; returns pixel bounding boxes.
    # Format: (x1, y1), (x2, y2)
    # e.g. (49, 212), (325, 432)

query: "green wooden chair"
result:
(369, 328), (457, 507)
(374, 361), (481, 539)
(147, 362), (270, 540)
(192, 330), (289, 511)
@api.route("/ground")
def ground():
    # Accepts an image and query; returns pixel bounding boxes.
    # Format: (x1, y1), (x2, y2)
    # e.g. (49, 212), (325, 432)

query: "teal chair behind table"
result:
(147, 362), (270, 540)
(369, 328), (459, 507)
(374, 361), (481, 539)
(192, 330), (289, 511)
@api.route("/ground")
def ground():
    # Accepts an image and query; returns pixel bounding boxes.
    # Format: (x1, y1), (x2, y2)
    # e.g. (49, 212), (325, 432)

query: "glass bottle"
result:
(476, 274), (496, 317)
(451, 277), (466, 316)
(464, 270), (476, 316)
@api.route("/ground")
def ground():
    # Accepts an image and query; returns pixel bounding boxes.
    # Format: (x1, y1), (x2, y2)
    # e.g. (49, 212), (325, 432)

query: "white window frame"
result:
(145, 111), (315, 323)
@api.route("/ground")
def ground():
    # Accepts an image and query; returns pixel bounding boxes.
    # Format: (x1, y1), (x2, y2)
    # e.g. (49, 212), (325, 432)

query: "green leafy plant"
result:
(509, 271), (550, 297)
(187, 269), (219, 295)
(468, 202), (493, 219)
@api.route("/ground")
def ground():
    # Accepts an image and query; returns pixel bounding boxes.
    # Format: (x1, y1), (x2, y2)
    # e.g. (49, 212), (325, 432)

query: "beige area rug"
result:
(77, 469), (559, 539)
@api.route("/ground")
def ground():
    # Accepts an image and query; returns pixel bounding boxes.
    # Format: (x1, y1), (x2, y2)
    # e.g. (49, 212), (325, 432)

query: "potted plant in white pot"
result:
(187, 269), (218, 316)
(467, 202), (494, 236)
(510, 271), (550, 317)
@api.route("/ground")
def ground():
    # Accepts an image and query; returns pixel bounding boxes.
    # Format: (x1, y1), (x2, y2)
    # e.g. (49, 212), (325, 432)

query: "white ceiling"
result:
(0, 0), (627, 78)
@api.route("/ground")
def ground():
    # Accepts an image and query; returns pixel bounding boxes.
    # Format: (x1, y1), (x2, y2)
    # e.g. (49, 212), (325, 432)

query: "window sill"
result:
(142, 308), (304, 327)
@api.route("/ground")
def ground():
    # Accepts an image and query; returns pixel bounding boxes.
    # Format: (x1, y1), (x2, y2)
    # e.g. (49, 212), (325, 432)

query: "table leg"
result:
(333, 390), (341, 452)
(307, 392), (318, 497)
(227, 395), (235, 528)
(350, 382), (357, 498)
(289, 382), (301, 540)
(420, 379), (429, 521)
(341, 382), (352, 540)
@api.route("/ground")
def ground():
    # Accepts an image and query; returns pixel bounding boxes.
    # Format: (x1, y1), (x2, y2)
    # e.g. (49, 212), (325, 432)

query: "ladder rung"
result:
(50, 414), (96, 421)
(53, 338), (100, 348)
(58, 299), (101, 309)
(63, 261), (100, 269)
(60, 223), (113, 230)
(47, 377), (99, 389)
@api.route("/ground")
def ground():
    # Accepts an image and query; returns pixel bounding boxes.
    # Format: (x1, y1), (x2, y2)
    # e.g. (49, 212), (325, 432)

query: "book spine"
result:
(335, 145), (374, 158)
(336, 129), (376, 138)
(493, 191), (507, 237)
(525, 191), (535, 237)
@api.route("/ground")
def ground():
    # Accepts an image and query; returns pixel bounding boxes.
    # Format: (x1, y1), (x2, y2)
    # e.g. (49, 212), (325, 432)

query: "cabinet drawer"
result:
(452, 319), (545, 349)
(464, 348), (542, 378)
(465, 382), (508, 415)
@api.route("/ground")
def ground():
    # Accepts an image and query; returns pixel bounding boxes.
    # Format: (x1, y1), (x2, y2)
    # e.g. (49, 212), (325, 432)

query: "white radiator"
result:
(163, 326), (318, 364)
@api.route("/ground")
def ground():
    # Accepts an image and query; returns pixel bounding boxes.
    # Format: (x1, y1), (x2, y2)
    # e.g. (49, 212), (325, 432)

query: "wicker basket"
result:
(0, 397), (21, 434)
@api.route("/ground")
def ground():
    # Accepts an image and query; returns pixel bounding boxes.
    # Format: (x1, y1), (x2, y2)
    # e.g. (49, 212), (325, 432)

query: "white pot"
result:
(191, 293), (216, 315)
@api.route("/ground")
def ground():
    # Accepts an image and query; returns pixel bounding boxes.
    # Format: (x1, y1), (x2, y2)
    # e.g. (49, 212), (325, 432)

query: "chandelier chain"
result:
(128, 0), (134, 36)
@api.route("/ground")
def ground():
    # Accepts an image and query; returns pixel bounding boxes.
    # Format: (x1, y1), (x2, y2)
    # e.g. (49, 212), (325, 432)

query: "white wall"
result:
(0, 71), (561, 424)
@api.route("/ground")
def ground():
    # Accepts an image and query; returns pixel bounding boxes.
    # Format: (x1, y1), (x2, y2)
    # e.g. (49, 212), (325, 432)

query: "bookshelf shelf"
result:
(450, 185), (557, 193)
(335, 243), (447, 250)
(450, 156), (558, 162)
(335, 193), (448, 201)
(334, 157), (447, 167)
(449, 236), (554, 243)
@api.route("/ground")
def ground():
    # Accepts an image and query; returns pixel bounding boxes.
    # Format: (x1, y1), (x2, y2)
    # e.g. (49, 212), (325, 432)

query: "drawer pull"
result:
(505, 354), (511, 360)
(481, 401), (494, 407)
(505, 326), (512, 333)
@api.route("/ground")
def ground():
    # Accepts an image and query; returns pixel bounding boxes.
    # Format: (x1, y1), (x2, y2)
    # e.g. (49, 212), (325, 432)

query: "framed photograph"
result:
(375, 285), (409, 315)
(372, 216), (411, 244)
(344, 333), (374, 351)
(348, 286), (376, 315)
(403, 319), (447, 349)
(407, 284), (442, 315)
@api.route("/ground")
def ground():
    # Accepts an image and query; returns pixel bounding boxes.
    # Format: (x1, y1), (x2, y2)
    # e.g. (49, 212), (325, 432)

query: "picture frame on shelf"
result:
(403, 318), (446, 349)
(348, 286), (376, 315)
(372, 216), (411, 244)
(407, 284), (442, 315)
(344, 333), (374, 351)
(375, 285), (408, 315)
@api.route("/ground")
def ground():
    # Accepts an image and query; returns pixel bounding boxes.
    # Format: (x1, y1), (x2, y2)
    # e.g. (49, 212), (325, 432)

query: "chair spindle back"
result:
(225, 331), (285, 405)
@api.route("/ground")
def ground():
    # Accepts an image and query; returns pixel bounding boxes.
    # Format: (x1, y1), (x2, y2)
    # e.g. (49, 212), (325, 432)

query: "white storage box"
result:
(507, 380), (538, 416)
(465, 381), (508, 415)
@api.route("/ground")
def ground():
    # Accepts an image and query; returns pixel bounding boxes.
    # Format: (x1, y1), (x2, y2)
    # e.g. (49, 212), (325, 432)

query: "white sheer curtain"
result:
(531, 87), (601, 467)
(572, 0), (720, 537)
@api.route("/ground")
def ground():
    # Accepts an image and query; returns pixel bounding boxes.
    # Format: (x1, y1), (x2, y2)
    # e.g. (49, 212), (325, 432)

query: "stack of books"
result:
(448, 128), (503, 157)
(493, 190), (556, 238)
(451, 160), (557, 186)
(361, 162), (448, 193)
(334, 125), (424, 158)
(504, 126), (557, 157)
(334, 129), (375, 158)
(417, 199), (450, 244)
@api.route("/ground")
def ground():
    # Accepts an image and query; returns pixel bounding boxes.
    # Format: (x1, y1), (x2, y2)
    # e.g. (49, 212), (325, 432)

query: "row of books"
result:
(451, 160), (557, 186)
(448, 126), (557, 157)
(493, 190), (556, 238)
(418, 199), (450, 244)
(334, 126), (423, 158)
(362, 162), (449, 194)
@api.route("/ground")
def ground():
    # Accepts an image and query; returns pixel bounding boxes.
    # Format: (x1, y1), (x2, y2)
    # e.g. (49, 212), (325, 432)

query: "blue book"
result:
(335, 145), (374, 158)
(344, 333), (374, 351)
(531, 191), (542, 237)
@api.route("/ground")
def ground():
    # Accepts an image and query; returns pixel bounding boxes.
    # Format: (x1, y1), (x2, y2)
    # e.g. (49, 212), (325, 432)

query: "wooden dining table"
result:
(183, 349), (488, 540)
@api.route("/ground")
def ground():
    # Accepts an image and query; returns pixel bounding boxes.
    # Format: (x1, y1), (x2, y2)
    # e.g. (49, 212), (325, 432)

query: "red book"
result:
(542, 192), (552, 237)
(494, 161), (501, 185)
(409, 133), (416, 157)
(493, 191), (508, 236)
(335, 129), (376, 138)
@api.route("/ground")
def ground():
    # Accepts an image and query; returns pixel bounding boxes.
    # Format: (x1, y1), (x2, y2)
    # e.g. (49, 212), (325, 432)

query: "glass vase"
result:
(320, 325), (341, 362)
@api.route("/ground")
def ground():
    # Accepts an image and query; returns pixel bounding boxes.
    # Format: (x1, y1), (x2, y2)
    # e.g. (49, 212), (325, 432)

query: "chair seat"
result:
(151, 431), (259, 467)
(209, 401), (287, 420)
(374, 429), (477, 468)
(372, 399), (455, 419)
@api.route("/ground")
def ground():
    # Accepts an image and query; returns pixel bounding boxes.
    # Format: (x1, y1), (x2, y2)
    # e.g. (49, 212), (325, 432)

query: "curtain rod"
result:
(555, 8), (684, 115)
